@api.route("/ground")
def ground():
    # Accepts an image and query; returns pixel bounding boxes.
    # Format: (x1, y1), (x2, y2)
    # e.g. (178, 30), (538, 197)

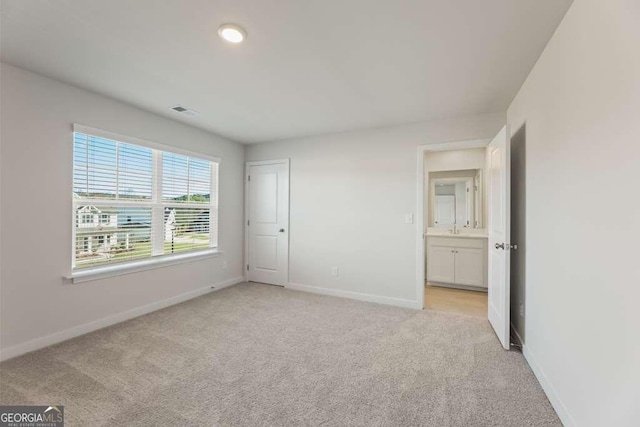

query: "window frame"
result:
(71, 124), (221, 277)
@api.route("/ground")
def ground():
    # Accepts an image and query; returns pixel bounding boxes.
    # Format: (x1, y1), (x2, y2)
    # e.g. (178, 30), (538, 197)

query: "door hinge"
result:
(248, 175), (251, 181)
(247, 220), (250, 226)
(246, 264), (249, 271)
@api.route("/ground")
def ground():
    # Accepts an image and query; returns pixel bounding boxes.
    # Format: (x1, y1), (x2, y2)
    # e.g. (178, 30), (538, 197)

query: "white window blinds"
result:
(162, 152), (218, 254)
(72, 127), (219, 270)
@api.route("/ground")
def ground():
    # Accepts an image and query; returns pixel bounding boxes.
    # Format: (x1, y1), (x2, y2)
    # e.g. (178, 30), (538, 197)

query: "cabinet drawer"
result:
(427, 236), (485, 249)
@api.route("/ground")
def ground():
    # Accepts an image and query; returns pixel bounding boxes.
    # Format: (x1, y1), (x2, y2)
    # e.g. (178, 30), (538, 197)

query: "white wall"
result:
(507, 1), (640, 425)
(0, 64), (245, 358)
(424, 147), (486, 172)
(246, 113), (504, 306)
(509, 125), (526, 343)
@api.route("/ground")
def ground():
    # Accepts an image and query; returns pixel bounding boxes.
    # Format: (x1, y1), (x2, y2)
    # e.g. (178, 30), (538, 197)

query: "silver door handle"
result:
(279, 229), (285, 233)
(495, 242), (505, 250)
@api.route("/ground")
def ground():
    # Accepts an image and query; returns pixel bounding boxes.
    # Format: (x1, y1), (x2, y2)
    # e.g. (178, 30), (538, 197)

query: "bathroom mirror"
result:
(428, 169), (483, 229)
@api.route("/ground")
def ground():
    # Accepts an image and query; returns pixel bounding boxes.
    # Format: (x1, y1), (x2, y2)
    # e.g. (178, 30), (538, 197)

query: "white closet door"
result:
(247, 160), (289, 286)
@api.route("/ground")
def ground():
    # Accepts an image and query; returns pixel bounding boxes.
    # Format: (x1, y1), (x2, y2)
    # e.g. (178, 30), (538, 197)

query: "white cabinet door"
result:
(428, 246), (455, 283)
(454, 248), (484, 287)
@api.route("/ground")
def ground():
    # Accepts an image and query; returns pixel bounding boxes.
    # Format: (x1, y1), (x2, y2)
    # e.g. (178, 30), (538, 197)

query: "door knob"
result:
(495, 242), (505, 250)
(279, 229), (285, 233)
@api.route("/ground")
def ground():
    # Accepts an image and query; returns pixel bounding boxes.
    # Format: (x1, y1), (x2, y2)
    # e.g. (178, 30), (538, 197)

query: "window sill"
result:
(67, 249), (223, 284)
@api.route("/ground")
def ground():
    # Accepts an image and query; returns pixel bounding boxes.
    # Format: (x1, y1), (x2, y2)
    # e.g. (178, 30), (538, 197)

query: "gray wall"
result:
(509, 124), (526, 343)
(0, 63), (246, 356)
(507, 0), (640, 424)
(246, 113), (504, 305)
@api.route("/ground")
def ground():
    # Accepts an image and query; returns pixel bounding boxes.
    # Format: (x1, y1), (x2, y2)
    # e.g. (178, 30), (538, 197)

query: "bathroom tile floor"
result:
(425, 284), (488, 318)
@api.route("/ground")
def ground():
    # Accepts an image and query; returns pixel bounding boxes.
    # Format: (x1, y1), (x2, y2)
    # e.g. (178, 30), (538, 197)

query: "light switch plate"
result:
(405, 213), (414, 224)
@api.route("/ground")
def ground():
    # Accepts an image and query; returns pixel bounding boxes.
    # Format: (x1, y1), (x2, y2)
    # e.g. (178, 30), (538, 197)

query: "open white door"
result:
(487, 125), (511, 349)
(246, 160), (290, 286)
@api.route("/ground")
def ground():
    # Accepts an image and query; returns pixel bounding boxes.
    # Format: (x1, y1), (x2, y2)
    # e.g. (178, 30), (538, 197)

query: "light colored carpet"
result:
(0, 282), (559, 426)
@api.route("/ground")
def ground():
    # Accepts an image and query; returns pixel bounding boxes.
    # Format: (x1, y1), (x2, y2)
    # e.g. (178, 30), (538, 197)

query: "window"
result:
(72, 127), (219, 270)
(80, 237), (89, 252)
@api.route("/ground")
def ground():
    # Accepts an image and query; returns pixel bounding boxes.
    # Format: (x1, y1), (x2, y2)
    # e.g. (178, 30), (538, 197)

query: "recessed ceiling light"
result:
(218, 24), (246, 44)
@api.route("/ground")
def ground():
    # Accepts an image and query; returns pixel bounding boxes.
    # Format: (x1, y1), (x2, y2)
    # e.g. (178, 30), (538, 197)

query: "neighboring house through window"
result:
(72, 126), (219, 270)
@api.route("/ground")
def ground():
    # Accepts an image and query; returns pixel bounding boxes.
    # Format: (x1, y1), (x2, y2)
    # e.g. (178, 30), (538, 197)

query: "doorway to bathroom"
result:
(416, 126), (512, 349)
(424, 146), (489, 318)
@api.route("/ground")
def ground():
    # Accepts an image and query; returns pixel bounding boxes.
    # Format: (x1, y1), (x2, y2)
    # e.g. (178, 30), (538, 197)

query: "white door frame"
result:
(244, 159), (291, 284)
(416, 139), (491, 308)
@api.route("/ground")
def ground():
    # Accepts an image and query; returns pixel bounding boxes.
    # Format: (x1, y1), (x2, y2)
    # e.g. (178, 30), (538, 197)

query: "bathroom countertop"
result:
(425, 233), (488, 239)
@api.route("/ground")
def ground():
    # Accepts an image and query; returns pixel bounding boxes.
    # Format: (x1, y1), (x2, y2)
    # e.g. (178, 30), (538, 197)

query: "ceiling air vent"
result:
(170, 105), (199, 117)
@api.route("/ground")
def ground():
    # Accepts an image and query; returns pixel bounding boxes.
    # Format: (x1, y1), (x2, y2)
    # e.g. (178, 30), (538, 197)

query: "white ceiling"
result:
(1, 0), (572, 143)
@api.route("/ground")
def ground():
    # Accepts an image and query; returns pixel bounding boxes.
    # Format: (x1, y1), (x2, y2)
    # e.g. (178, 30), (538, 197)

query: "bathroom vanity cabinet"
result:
(426, 235), (487, 289)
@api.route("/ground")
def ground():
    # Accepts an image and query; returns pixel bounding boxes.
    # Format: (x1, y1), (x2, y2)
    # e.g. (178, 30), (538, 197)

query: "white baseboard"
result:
(523, 345), (575, 427)
(429, 282), (487, 293)
(286, 282), (422, 310)
(0, 276), (244, 362)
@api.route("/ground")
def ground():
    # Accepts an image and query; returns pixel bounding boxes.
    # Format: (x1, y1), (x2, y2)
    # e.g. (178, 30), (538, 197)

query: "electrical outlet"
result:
(519, 303), (524, 317)
(331, 266), (339, 277)
(222, 260), (228, 270)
